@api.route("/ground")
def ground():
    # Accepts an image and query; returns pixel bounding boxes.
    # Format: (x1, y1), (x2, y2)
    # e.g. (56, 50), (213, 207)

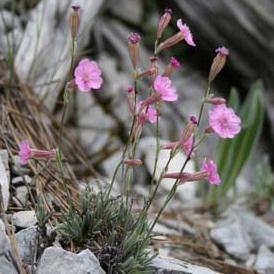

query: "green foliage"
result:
(58, 189), (153, 274)
(209, 81), (264, 207)
(249, 158), (274, 211)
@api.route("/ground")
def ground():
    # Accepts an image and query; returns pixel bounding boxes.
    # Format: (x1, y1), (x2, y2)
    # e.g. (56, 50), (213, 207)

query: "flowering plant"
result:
(16, 6), (242, 273)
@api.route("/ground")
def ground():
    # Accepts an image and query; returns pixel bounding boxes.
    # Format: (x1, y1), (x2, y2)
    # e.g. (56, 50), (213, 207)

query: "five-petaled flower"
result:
(201, 159), (221, 185)
(19, 141), (32, 165)
(153, 75), (178, 102)
(176, 19), (196, 47)
(19, 140), (56, 165)
(208, 104), (241, 138)
(74, 59), (103, 92)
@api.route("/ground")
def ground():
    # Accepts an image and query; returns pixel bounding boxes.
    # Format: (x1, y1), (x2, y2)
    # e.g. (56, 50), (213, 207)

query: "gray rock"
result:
(211, 207), (274, 261)
(15, 226), (37, 264)
(210, 220), (253, 261)
(0, 219), (20, 274)
(11, 156), (31, 175)
(12, 175), (32, 186)
(37, 247), (105, 274)
(0, 150), (9, 170)
(12, 210), (37, 228)
(15, 186), (29, 206)
(254, 246), (274, 274)
(109, 0), (143, 24)
(0, 150), (10, 211)
(151, 256), (219, 274)
(242, 211), (274, 249)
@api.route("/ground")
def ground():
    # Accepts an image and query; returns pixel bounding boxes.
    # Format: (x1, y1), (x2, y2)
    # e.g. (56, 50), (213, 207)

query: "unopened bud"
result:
(163, 56), (181, 76)
(208, 46), (229, 82)
(124, 158), (143, 167)
(127, 85), (134, 93)
(205, 96), (226, 105)
(156, 32), (184, 54)
(69, 5), (80, 39)
(179, 118), (196, 145)
(128, 32), (141, 69)
(163, 171), (208, 183)
(161, 141), (180, 150)
(157, 8), (172, 39)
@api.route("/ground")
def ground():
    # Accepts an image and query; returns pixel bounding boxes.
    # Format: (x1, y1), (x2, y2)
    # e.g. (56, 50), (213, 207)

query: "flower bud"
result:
(163, 56), (181, 76)
(128, 32), (141, 69)
(161, 141), (180, 150)
(156, 32), (184, 54)
(208, 46), (229, 83)
(157, 8), (172, 39)
(124, 159), (143, 167)
(179, 118), (196, 146)
(69, 5), (80, 39)
(163, 171), (208, 183)
(205, 96), (226, 105)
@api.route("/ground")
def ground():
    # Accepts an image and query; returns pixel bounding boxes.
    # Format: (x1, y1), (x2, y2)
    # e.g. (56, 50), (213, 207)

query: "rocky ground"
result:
(1, 147), (274, 273)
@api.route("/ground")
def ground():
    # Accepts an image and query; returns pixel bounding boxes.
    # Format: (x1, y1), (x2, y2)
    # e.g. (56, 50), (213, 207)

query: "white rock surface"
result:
(37, 247), (105, 274)
(211, 207), (274, 261)
(151, 256), (220, 274)
(15, 226), (37, 264)
(0, 219), (19, 274)
(12, 175), (32, 186)
(0, 150), (10, 211)
(108, 0), (142, 24)
(12, 210), (37, 228)
(15, 186), (29, 206)
(139, 137), (196, 202)
(210, 220), (253, 261)
(254, 246), (274, 274)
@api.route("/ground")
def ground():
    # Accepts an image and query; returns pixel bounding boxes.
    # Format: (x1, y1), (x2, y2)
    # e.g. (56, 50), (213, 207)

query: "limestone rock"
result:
(37, 247), (105, 274)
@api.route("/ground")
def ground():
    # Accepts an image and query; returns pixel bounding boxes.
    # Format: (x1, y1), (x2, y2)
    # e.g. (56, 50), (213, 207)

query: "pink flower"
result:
(136, 101), (157, 124)
(153, 75), (178, 102)
(19, 141), (32, 165)
(18, 140), (56, 165)
(176, 19), (196, 47)
(201, 159), (221, 185)
(208, 104), (241, 138)
(74, 59), (103, 92)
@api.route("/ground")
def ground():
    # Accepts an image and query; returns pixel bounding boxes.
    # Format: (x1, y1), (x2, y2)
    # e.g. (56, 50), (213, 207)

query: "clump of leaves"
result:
(249, 157), (274, 213)
(58, 189), (153, 274)
(207, 81), (264, 208)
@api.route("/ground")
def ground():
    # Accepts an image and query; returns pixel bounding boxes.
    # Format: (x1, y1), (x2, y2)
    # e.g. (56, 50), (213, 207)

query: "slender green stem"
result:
(146, 148), (175, 212)
(108, 80), (138, 199)
(147, 83), (212, 234)
(149, 103), (161, 191)
(197, 84), (211, 126)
